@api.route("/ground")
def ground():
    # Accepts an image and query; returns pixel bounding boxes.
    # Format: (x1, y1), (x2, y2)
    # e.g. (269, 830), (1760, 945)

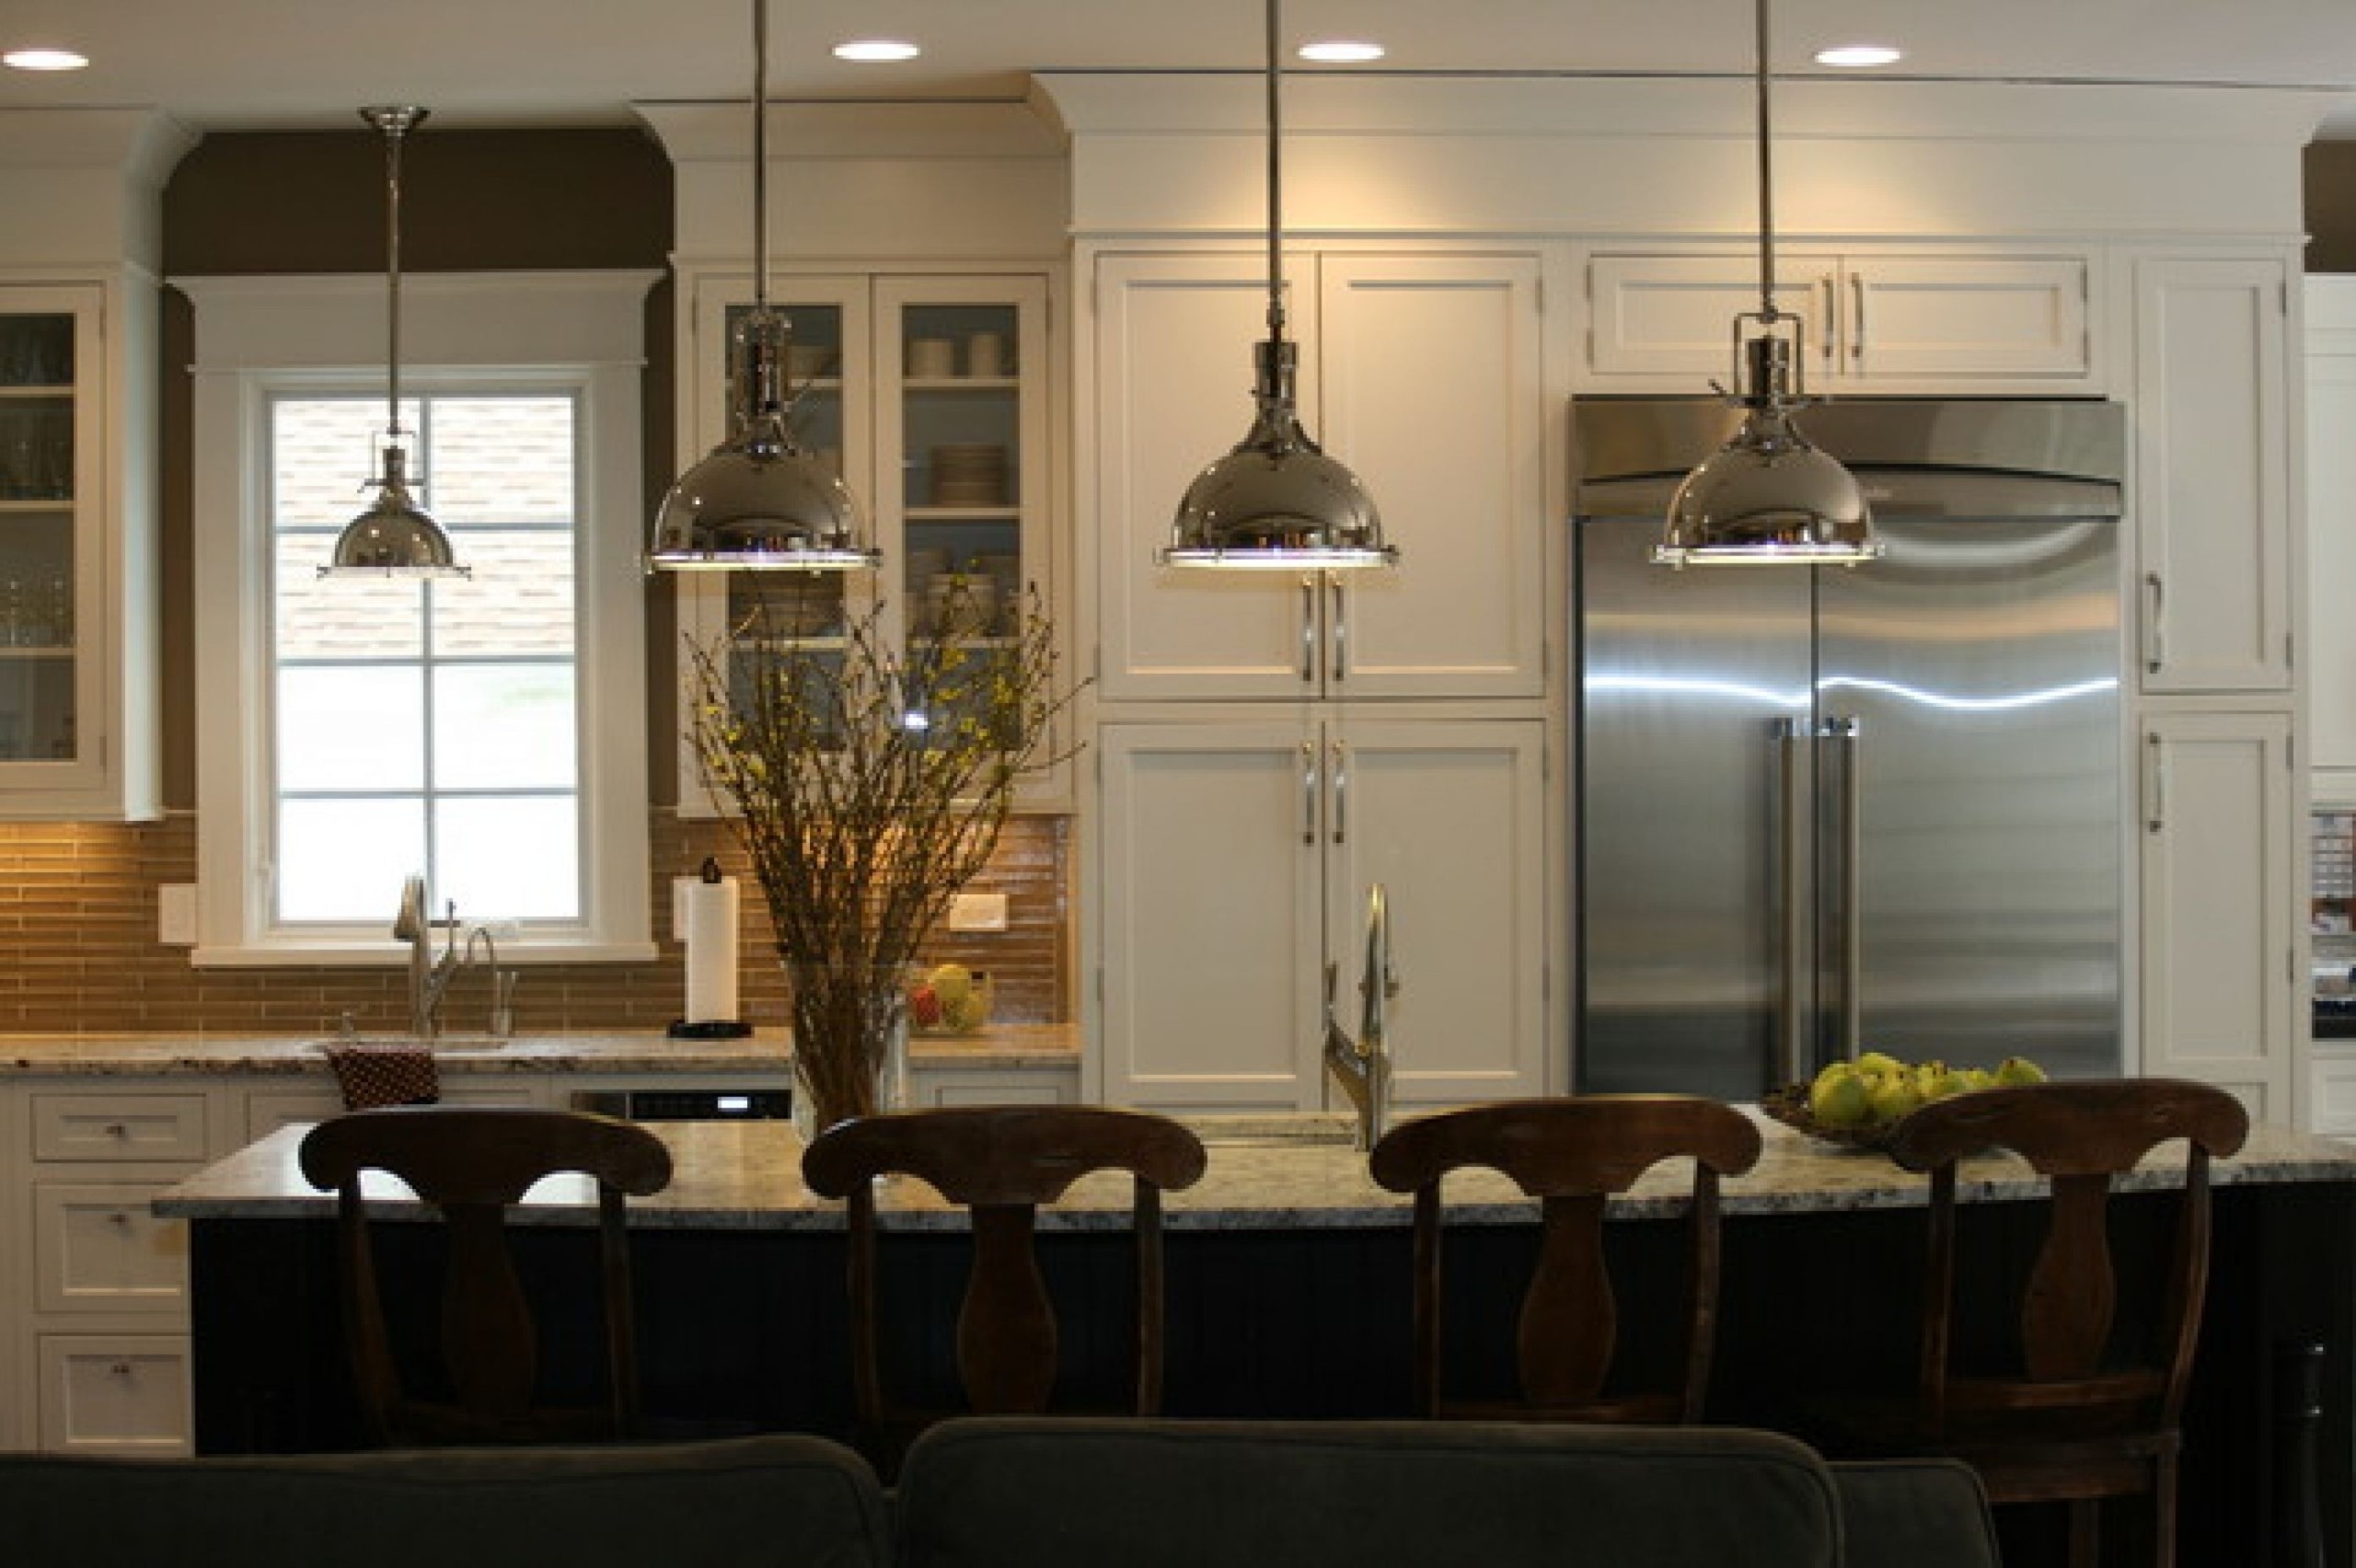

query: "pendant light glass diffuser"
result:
(1159, 0), (1394, 571)
(324, 106), (468, 578)
(649, 0), (875, 571)
(1655, 0), (1877, 568)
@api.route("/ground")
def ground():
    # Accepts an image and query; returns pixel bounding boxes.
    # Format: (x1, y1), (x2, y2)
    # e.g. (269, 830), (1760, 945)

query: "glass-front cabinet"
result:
(0, 287), (106, 799)
(675, 271), (1052, 813)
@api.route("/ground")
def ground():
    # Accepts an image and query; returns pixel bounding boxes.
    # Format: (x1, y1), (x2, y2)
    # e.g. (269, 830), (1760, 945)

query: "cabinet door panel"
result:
(1847, 256), (2089, 381)
(2133, 256), (2292, 693)
(2306, 281), (2356, 776)
(1099, 722), (1324, 1107)
(1319, 256), (1548, 698)
(1094, 254), (1321, 700)
(1585, 253), (1834, 385)
(1326, 719), (1549, 1105)
(2138, 709), (2294, 1122)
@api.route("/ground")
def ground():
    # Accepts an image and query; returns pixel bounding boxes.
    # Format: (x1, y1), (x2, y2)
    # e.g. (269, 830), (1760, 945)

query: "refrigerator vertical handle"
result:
(1330, 740), (1348, 846)
(1301, 742), (1320, 845)
(1775, 720), (1807, 1085)
(1828, 715), (1865, 1060)
(2142, 571), (2166, 674)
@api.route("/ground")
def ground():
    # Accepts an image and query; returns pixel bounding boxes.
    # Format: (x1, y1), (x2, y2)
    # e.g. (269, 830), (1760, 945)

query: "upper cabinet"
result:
(671, 269), (1057, 813)
(1091, 250), (1549, 704)
(0, 278), (158, 821)
(2306, 275), (2356, 792)
(2129, 253), (2294, 696)
(1581, 248), (2096, 393)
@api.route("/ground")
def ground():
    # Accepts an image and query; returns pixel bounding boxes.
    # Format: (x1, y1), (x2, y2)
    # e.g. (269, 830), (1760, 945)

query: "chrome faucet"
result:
(393, 874), (472, 1040)
(1323, 882), (1398, 1152)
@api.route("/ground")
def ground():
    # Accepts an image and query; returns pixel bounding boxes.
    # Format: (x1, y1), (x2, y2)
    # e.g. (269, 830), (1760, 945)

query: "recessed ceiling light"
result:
(3, 46), (88, 72)
(1814, 44), (1902, 69)
(832, 39), (920, 63)
(1298, 40), (1385, 64)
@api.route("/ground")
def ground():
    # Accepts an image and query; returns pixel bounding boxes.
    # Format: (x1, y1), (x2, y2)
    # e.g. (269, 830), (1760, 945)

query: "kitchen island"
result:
(156, 1110), (2356, 1565)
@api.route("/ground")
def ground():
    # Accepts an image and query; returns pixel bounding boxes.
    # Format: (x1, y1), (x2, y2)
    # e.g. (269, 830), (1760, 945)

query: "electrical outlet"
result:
(157, 883), (198, 947)
(947, 892), (1009, 932)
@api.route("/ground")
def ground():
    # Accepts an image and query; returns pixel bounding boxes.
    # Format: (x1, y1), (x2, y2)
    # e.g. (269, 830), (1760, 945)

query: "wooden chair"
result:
(1368, 1095), (1763, 1423)
(297, 1105), (674, 1447)
(1859, 1078), (2250, 1568)
(800, 1105), (1207, 1470)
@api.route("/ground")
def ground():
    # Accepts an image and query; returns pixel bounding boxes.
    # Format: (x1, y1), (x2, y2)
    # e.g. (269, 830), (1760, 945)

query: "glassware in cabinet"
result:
(0, 309), (83, 765)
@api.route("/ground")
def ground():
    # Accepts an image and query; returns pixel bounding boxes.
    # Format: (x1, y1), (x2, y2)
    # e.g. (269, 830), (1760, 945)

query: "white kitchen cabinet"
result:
(672, 270), (1058, 813)
(2130, 253), (2295, 696)
(2306, 275), (2356, 795)
(0, 278), (159, 819)
(1096, 716), (1549, 1111)
(2138, 709), (2298, 1124)
(1581, 249), (2095, 391)
(1092, 251), (1547, 703)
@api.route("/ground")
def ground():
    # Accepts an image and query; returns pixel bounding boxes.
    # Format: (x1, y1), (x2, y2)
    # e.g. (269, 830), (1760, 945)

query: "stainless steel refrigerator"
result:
(1574, 398), (2127, 1098)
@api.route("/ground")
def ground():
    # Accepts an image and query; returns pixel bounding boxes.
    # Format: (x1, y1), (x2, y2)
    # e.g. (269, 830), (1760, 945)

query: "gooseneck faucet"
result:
(394, 873), (470, 1040)
(1323, 882), (1397, 1151)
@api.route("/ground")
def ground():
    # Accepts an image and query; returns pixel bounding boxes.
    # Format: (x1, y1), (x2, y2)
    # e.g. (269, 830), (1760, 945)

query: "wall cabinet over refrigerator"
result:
(672, 271), (1057, 813)
(0, 278), (158, 820)
(1580, 249), (2096, 393)
(1091, 251), (1547, 703)
(1096, 716), (1548, 1112)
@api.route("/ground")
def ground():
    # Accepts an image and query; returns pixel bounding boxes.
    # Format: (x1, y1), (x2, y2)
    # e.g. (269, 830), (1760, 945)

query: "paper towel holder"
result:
(671, 857), (755, 1040)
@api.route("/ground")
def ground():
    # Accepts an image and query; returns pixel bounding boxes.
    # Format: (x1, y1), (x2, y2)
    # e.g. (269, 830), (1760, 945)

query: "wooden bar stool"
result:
(800, 1105), (1207, 1472)
(1840, 1078), (2249, 1568)
(1369, 1095), (1763, 1423)
(298, 1105), (673, 1447)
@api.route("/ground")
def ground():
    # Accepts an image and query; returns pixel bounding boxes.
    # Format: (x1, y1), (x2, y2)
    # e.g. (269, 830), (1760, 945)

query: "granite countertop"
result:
(0, 1024), (1080, 1078)
(153, 1108), (2356, 1232)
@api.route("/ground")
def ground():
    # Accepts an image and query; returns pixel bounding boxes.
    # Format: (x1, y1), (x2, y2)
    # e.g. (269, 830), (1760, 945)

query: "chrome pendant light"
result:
(1158, 0), (1394, 572)
(324, 106), (469, 578)
(1655, 0), (1877, 568)
(649, 0), (876, 572)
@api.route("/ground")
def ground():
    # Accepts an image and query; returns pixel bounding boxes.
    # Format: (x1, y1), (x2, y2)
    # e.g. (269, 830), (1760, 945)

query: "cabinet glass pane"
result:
(900, 301), (1022, 634)
(0, 312), (78, 763)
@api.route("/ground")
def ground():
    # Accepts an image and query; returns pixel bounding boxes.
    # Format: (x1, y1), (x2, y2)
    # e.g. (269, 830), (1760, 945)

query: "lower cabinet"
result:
(2137, 708), (2300, 1124)
(1095, 715), (1552, 1111)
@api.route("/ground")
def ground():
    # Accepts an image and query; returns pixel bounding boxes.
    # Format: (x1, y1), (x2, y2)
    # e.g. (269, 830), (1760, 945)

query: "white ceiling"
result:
(4, 0), (2354, 135)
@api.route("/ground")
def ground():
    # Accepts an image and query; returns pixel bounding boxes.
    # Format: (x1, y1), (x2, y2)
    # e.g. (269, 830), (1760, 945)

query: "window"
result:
(185, 271), (657, 962)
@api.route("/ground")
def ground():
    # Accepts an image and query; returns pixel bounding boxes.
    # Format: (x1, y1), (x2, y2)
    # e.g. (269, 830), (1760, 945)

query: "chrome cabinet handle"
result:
(1816, 275), (1837, 365)
(1849, 272), (1866, 362)
(1300, 742), (1319, 846)
(1774, 720), (1806, 1087)
(2145, 732), (2166, 834)
(1329, 579), (1347, 683)
(110, 1362), (133, 1378)
(2143, 571), (2166, 674)
(1330, 741), (1348, 846)
(1299, 578), (1317, 683)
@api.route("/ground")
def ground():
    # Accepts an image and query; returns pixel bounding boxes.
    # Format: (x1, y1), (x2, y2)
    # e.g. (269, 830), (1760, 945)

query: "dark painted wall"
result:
(156, 129), (676, 808)
(2309, 142), (2356, 273)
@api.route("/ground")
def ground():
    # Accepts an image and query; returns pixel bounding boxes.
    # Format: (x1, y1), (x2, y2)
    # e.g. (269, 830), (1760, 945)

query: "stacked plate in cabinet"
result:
(929, 444), (1009, 507)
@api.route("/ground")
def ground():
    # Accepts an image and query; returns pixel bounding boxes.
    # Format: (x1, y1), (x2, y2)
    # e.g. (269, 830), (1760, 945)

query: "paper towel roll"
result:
(681, 876), (741, 1024)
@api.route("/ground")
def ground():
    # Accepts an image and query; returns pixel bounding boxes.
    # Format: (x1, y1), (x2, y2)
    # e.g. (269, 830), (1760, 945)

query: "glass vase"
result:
(787, 963), (911, 1144)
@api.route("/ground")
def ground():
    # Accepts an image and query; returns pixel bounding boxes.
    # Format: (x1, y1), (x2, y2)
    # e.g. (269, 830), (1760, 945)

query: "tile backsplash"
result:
(0, 813), (1068, 1034)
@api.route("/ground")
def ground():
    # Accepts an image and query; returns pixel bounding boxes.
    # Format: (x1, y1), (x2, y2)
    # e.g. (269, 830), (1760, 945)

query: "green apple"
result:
(1868, 1073), (1923, 1125)
(1810, 1067), (1875, 1128)
(1855, 1049), (1904, 1078)
(929, 963), (974, 1008)
(1995, 1055), (2048, 1087)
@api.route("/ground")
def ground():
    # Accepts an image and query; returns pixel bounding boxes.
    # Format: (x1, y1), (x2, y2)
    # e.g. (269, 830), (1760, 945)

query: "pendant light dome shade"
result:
(649, 0), (878, 574)
(325, 105), (468, 579)
(1656, 0), (1877, 569)
(1163, 340), (1393, 570)
(1157, 0), (1394, 573)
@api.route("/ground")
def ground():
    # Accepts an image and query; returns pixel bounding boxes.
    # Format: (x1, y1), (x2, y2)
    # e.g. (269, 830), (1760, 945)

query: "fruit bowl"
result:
(907, 965), (993, 1035)
(1760, 1084), (1900, 1153)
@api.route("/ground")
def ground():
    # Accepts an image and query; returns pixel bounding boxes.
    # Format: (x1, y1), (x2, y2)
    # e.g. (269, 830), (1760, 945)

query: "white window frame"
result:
(182, 271), (659, 963)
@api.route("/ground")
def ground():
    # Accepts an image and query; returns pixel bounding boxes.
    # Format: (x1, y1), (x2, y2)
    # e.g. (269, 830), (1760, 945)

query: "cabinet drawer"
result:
(32, 1093), (210, 1163)
(37, 1335), (191, 1455)
(33, 1182), (189, 1314)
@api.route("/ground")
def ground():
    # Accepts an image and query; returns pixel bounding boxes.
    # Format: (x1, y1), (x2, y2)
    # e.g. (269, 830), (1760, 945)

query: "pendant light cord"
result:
(382, 116), (407, 440)
(752, 0), (769, 313)
(1753, 0), (1778, 325)
(1264, 0), (1286, 343)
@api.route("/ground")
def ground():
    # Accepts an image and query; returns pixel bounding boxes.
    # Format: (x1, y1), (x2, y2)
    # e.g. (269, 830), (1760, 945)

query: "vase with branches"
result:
(689, 580), (1080, 1135)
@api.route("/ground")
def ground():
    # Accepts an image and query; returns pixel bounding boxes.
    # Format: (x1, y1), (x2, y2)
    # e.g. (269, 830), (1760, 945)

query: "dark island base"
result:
(191, 1182), (2353, 1568)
